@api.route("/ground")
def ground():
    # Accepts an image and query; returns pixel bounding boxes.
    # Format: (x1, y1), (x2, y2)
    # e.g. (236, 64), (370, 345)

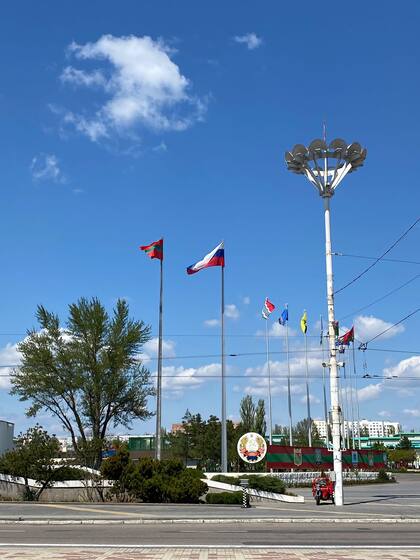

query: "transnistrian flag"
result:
(140, 239), (163, 260)
(279, 308), (288, 326)
(187, 241), (224, 275)
(262, 298), (275, 320)
(339, 326), (354, 346)
(300, 311), (308, 334)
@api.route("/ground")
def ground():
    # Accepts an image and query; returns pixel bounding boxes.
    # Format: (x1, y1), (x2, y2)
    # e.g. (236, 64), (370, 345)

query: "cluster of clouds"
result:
(59, 35), (207, 143)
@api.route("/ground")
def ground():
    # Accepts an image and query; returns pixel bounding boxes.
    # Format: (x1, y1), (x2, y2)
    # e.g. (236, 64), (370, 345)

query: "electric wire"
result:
(334, 216), (420, 295)
(338, 273), (420, 321)
(361, 308), (420, 346)
(334, 253), (420, 266)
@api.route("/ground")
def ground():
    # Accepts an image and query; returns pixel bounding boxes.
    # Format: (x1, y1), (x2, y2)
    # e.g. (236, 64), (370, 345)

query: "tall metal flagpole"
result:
(352, 341), (362, 449)
(221, 264), (227, 472)
(304, 322), (312, 447)
(320, 316), (329, 447)
(156, 254), (163, 460)
(265, 319), (273, 445)
(285, 305), (293, 446)
(347, 347), (356, 449)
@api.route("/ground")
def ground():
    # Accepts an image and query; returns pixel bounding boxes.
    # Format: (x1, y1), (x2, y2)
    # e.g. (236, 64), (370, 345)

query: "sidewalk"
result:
(1, 547), (420, 560)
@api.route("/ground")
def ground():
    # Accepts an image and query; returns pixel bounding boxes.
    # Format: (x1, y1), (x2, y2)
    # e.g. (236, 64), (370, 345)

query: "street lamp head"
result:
(285, 137), (367, 197)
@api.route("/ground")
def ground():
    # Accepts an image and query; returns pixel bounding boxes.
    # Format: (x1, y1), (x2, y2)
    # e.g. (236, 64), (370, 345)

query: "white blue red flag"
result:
(187, 242), (225, 275)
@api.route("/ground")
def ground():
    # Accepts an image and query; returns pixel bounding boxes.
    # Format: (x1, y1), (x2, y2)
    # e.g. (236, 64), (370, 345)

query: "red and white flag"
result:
(262, 297), (275, 320)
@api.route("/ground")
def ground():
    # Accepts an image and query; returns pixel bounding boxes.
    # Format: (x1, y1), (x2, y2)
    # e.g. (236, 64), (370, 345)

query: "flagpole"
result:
(285, 305), (293, 446)
(221, 264), (227, 472)
(304, 324), (312, 447)
(352, 341), (362, 449)
(348, 347), (356, 449)
(265, 319), (273, 446)
(155, 255), (163, 461)
(320, 316), (329, 447)
(343, 363), (351, 449)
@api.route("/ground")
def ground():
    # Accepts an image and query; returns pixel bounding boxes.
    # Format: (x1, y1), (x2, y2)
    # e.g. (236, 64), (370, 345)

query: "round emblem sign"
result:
(237, 432), (267, 463)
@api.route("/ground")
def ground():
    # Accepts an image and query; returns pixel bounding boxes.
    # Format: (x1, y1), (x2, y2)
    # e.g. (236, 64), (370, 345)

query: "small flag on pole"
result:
(279, 308), (288, 326)
(262, 298), (275, 320)
(339, 326), (354, 346)
(186, 242), (224, 275)
(140, 239), (163, 260)
(300, 311), (307, 334)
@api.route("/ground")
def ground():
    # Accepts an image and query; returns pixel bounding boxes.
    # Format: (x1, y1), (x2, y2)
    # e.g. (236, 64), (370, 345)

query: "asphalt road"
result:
(0, 522), (420, 546)
(0, 474), (419, 521)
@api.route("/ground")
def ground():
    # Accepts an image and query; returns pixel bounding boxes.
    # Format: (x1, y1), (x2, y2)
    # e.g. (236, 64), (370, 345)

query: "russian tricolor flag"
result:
(187, 241), (225, 275)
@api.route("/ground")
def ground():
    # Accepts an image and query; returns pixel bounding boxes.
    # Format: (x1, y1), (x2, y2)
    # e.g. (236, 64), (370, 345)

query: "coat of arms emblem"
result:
(294, 447), (303, 466)
(237, 432), (267, 464)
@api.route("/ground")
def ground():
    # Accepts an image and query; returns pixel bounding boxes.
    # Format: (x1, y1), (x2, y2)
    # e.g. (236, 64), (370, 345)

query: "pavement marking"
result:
(254, 505), (397, 518)
(2, 544), (420, 549)
(39, 504), (145, 517)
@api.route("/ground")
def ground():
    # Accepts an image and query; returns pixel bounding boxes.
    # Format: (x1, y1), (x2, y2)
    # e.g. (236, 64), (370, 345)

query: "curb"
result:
(0, 517), (420, 525)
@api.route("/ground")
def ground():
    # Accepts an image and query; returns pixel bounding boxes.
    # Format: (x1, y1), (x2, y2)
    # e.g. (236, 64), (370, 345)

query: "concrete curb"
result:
(0, 517), (420, 525)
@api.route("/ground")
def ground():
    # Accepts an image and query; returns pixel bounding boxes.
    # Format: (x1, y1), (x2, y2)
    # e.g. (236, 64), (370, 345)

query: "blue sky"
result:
(0, 0), (419, 438)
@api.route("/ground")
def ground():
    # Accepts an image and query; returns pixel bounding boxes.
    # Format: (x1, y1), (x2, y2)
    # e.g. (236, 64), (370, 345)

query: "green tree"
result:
(12, 298), (154, 468)
(293, 419), (324, 447)
(238, 395), (266, 435)
(254, 399), (267, 436)
(239, 396), (255, 432)
(397, 435), (412, 449)
(0, 425), (69, 501)
(388, 448), (416, 468)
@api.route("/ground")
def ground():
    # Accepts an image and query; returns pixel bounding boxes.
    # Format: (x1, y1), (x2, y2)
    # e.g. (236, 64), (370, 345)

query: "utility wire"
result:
(339, 273), (420, 321)
(334, 253), (420, 266)
(334, 217), (420, 295)
(361, 308), (420, 346)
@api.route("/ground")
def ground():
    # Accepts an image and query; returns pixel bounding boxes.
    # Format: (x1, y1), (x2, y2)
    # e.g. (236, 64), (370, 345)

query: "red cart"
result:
(312, 476), (335, 505)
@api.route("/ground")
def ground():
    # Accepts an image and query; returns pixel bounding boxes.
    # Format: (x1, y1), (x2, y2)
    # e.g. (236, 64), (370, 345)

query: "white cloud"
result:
(357, 383), (383, 401)
(242, 296), (251, 305)
(0, 342), (21, 390)
(300, 394), (320, 405)
(152, 141), (167, 152)
(59, 35), (206, 142)
(225, 304), (239, 320)
(31, 154), (64, 183)
(378, 410), (392, 418)
(204, 319), (220, 328)
(256, 321), (297, 338)
(141, 337), (176, 363)
(161, 362), (222, 398)
(243, 353), (322, 397)
(403, 408), (420, 417)
(234, 33), (262, 50)
(354, 315), (405, 342)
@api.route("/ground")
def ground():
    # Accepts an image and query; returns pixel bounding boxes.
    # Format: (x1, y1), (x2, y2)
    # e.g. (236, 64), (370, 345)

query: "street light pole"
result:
(285, 136), (367, 507)
(323, 195), (343, 505)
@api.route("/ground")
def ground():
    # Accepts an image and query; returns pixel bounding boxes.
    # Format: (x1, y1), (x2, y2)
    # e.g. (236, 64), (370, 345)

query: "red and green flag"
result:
(140, 239), (163, 260)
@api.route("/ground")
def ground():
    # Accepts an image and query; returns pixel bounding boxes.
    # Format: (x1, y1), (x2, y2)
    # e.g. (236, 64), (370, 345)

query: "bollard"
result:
(239, 478), (250, 508)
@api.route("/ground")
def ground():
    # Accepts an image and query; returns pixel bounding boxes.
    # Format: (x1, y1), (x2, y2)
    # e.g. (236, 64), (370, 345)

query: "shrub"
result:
(247, 475), (286, 494)
(377, 468), (394, 482)
(109, 457), (207, 503)
(206, 491), (243, 504)
(211, 474), (286, 494)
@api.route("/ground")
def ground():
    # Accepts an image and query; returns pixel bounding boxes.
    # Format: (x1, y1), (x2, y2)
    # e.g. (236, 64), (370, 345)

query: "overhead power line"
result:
(334, 216), (420, 295)
(334, 253), (420, 266)
(360, 308), (420, 346)
(339, 273), (420, 321)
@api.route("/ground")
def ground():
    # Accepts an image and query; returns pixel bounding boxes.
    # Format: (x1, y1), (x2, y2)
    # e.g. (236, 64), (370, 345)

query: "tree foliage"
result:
(274, 419), (324, 447)
(397, 435), (413, 449)
(12, 298), (154, 468)
(0, 425), (70, 500)
(238, 395), (267, 436)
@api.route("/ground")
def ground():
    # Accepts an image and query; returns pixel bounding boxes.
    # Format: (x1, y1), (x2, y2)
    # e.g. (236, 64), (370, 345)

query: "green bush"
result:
(109, 457), (207, 503)
(206, 491), (243, 504)
(211, 474), (286, 494)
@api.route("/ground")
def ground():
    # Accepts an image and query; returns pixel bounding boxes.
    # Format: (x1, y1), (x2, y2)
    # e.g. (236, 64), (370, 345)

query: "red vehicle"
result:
(312, 476), (335, 505)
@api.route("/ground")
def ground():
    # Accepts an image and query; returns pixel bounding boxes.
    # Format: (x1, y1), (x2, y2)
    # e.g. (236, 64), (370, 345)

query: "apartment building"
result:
(314, 419), (401, 439)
